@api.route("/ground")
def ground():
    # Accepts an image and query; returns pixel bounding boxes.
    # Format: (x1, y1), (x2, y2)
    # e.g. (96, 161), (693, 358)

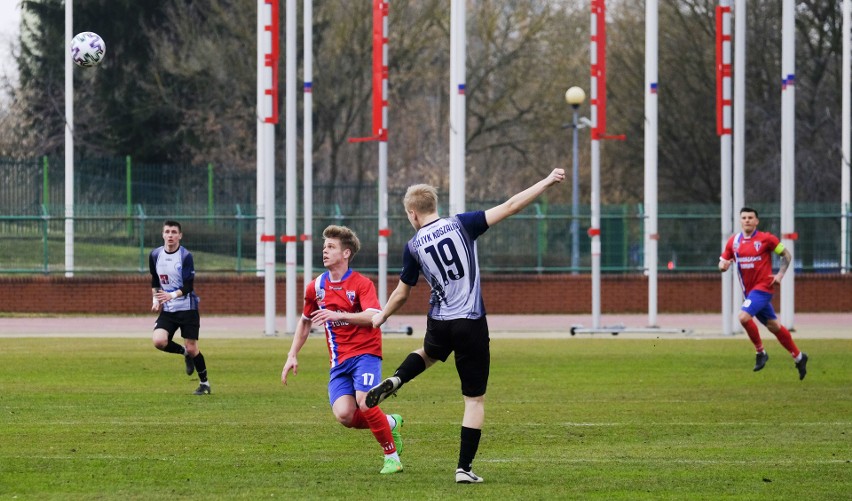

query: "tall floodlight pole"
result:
(565, 87), (586, 275)
(258, 0), (279, 336)
(64, 0), (74, 277)
(644, 0), (659, 327)
(302, 0), (314, 289)
(449, 0), (466, 215)
(732, 0), (746, 332)
(780, 0), (796, 328)
(716, 1), (733, 336)
(284, 0), (298, 334)
(843, 0), (851, 274)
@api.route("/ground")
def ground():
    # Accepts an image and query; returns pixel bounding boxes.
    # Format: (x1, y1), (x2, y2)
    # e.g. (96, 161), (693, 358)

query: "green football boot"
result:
(390, 413), (404, 456)
(380, 456), (403, 475)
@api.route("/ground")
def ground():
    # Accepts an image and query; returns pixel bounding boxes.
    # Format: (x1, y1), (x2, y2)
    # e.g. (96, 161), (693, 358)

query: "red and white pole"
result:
(284, 0), (298, 333)
(716, 1), (733, 336)
(589, 0), (625, 329)
(258, 0), (279, 335)
(377, 0), (390, 305)
(350, 0), (390, 305)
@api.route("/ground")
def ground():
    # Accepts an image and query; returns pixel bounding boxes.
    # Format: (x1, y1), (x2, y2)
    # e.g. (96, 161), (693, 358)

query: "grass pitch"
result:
(0, 336), (849, 500)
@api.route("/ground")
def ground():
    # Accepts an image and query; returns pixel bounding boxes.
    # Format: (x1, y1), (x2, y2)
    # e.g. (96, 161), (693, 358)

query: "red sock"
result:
(742, 319), (764, 352)
(362, 406), (396, 454)
(772, 325), (800, 358)
(348, 408), (369, 429)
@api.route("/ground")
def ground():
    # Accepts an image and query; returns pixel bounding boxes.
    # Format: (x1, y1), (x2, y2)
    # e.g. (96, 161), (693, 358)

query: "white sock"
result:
(794, 353), (803, 362)
(386, 415), (397, 429)
(385, 452), (400, 461)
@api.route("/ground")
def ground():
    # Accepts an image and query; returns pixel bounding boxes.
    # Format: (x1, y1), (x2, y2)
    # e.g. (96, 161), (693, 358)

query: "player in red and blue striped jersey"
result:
(281, 225), (404, 475)
(720, 207), (808, 379)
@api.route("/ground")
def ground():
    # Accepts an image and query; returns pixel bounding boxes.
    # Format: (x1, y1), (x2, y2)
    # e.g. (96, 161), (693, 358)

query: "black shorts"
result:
(154, 310), (200, 340)
(423, 316), (490, 397)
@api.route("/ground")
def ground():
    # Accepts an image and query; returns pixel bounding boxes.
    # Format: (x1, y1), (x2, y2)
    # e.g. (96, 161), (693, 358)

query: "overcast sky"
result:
(0, 1), (21, 85)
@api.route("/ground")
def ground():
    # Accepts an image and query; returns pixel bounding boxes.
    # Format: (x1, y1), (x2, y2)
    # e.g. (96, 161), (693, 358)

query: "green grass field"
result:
(0, 336), (849, 500)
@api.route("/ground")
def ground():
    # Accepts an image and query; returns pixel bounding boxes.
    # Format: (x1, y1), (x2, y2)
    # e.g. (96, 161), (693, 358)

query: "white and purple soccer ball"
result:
(70, 32), (106, 68)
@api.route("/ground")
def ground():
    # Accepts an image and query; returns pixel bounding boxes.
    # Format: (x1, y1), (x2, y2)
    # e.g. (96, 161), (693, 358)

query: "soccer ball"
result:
(70, 32), (106, 68)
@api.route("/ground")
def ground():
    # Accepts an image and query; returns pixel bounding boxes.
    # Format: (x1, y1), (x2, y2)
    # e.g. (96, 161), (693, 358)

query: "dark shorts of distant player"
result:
(424, 316), (490, 398)
(327, 354), (383, 407)
(741, 290), (778, 325)
(154, 310), (201, 340)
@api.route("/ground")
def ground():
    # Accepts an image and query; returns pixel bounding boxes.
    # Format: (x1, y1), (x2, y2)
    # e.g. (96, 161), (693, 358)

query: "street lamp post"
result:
(565, 86), (586, 274)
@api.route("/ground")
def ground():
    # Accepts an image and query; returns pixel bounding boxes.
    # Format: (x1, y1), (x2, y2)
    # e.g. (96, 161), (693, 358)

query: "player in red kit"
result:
(281, 225), (404, 474)
(720, 207), (808, 380)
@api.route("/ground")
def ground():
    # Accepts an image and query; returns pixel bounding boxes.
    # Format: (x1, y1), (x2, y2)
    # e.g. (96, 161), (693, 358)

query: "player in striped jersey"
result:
(150, 220), (211, 395)
(366, 168), (565, 483)
(720, 207), (808, 380)
(281, 225), (404, 475)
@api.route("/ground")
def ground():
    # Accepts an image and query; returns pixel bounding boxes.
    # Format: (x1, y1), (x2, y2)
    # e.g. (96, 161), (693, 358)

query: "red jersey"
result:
(721, 230), (783, 295)
(302, 269), (383, 368)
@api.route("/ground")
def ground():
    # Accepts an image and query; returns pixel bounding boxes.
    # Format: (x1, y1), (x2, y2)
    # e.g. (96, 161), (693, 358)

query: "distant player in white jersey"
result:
(366, 168), (565, 484)
(150, 220), (210, 395)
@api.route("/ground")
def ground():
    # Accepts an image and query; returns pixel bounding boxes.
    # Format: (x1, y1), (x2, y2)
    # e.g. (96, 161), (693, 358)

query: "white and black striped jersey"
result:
(400, 211), (489, 320)
(149, 246), (200, 312)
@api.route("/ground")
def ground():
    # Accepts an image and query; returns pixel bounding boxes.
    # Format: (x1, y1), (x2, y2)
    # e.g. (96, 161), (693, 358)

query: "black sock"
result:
(163, 341), (185, 355)
(194, 353), (208, 383)
(393, 352), (427, 384)
(458, 426), (482, 471)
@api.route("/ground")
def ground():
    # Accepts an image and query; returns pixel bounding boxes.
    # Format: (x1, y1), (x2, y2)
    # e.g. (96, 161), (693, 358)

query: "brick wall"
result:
(1, 273), (849, 314)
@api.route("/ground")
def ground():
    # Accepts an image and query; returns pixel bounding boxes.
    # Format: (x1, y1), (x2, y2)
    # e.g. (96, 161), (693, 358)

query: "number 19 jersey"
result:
(399, 211), (489, 320)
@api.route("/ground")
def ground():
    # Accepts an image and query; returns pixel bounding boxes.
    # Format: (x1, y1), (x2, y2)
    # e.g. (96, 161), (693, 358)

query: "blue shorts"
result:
(327, 354), (383, 407)
(741, 290), (778, 326)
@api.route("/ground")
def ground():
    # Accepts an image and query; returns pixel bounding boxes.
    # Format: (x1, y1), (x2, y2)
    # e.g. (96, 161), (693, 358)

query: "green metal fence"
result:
(1, 156), (849, 274)
(0, 203), (848, 274)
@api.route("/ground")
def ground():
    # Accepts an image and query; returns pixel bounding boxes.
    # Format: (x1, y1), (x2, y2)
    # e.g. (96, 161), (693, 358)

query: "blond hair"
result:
(404, 184), (438, 215)
(322, 225), (361, 259)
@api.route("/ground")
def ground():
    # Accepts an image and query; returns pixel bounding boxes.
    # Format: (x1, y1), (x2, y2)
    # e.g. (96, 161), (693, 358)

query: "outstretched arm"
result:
(484, 168), (565, 227)
(372, 281), (412, 328)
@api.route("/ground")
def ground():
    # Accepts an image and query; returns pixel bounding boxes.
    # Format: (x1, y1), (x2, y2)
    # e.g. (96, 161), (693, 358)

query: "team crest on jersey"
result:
(753, 242), (761, 251)
(316, 288), (325, 301)
(346, 290), (356, 304)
